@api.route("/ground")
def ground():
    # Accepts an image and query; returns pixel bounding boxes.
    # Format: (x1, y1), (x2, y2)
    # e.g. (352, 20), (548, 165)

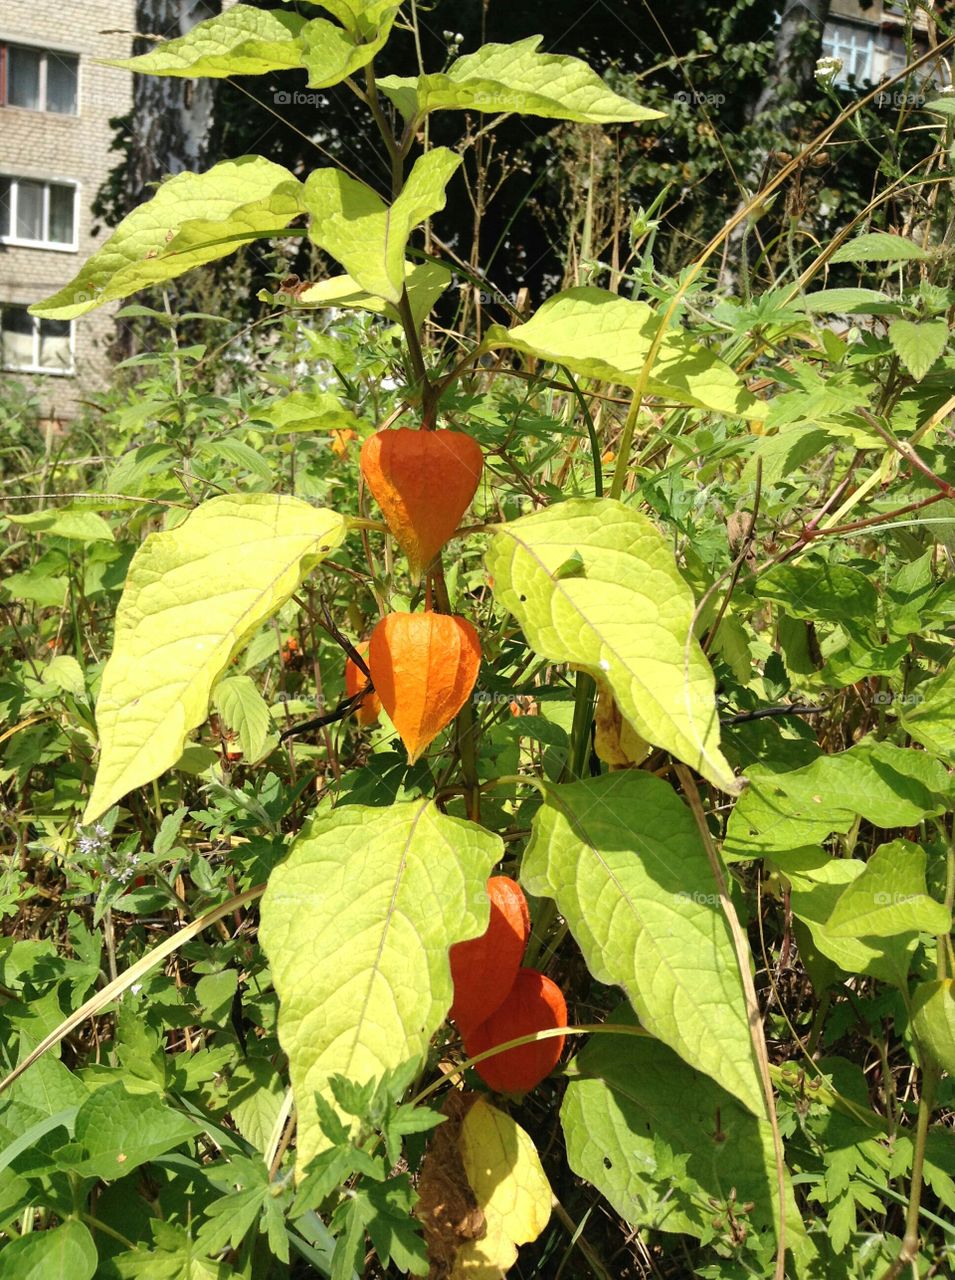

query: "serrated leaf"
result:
(31, 157), (304, 320)
(724, 738), (951, 858)
(824, 840), (951, 938)
(114, 1221), (236, 1280)
(561, 1010), (808, 1259)
(912, 980), (955, 1075)
(249, 389), (361, 434)
(830, 231), (930, 264)
(756, 559), (878, 635)
(227, 1058), (285, 1154)
(299, 8), (398, 88)
(523, 772), (762, 1114)
(83, 494), (345, 823)
(6, 508), (114, 541)
(55, 1082), (196, 1180)
(451, 1098), (552, 1278)
(42, 655), (86, 698)
(304, 150), (460, 305)
(486, 498), (738, 793)
(0, 1220), (97, 1280)
(888, 319), (948, 381)
(793, 288), (896, 314)
(106, 5), (306, 77)
(213, 676), (274, 760)
(900, 661), (955, 759)
(259, 800), (503, 1171)
(485, 287), (758, 417)
(275, 260), (452, 326)
(378, 36), (663, 124)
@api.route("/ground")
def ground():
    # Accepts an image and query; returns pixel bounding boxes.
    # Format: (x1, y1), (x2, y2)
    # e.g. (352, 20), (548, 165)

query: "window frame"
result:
(821, 18), (878, 87)
(0, 174), (80, 252)
(0, 40), (80, 115)
(0, 302), (75, 377)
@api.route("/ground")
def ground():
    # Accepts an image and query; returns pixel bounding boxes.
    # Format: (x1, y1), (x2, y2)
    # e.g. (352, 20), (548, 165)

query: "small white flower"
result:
(814, 55), (842, 85)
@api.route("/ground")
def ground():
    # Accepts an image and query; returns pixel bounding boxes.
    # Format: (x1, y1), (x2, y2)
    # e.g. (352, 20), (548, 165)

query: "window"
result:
(822, 20), (877, 86)
(0, 176), (77, 249)
(1, 305), (73, 374)
(0, 43), (78, 114)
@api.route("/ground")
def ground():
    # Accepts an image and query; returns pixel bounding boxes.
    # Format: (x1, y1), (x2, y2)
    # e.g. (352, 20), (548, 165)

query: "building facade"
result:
(824, 2), (934, 88)
(0, 2), (136, 422)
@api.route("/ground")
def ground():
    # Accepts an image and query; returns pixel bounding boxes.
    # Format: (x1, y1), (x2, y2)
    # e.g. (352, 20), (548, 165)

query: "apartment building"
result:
(0, 2), (136, 422)
(824, 1), (935, 88)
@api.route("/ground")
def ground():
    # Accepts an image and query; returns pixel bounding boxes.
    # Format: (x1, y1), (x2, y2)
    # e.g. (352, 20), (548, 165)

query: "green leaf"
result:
(912, 980), (955, 1075)
(1, 572), (68, 606)
(378, 36), (664, 124)
(42, 655), (86, 698)
(299, 8), (398, 88)
(486, 498), (738, 793)
(793, 288), (896, 314)
(6, 508), (114, 541)
(298, 0), (398, 36)
(114, 1221), (236, 1280)
(213, 676), (275, 761)
(55, 1082), (196, 1180)
(888, 319), (948, 381)
(900, 662), (955, 759)
(824, 840), (951, 938)
(561, 1010), (808, 1259)
(724, 738), (951, 858)
(274, 260), (452, 326)
(485, 287), (758, 418)
(31, 157), (304, 320)
(755, 558), (878, 636)
(830, 231), (930, 264)
(106, 4), (306, 77)
(259, 799), (502, 1170)
(0, 1220), (96, 1280)
(249, 389), (361, 434)
(523, 773), (761, 1114)
(83, 494), (345, 823)
(304, 150), (461, 304)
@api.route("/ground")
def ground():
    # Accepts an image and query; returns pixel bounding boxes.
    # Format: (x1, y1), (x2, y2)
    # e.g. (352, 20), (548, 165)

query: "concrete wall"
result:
(0, 2), (136, 422)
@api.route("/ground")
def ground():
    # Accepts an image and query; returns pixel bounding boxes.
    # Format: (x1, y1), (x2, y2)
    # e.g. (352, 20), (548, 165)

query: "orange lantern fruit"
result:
(367, 611), (481, 763)
(360, 428), (483, 578)
(463, 968), (567, 1094)
(344, 641), (381, 727)
(450, 876), (531, 1036)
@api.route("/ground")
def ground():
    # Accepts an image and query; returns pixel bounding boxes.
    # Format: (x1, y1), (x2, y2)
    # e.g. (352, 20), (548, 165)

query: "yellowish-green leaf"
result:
(294, 0), (398, 37)
(7, 508), (114, 541)
(272, 260), (453, 327)
(83, 494), (345, 823)
(523, 773), (762, 1114)
(106, 5), (306, 77)
(485, 287), (758, 417)
(43, 656), (86, 699)
(304, 150), (461, 304)
(299, 8), (398, 87)
(248, 389), (361, 434)
(31, 157), (304, 320)
(258, 800), (502, 1171)
(378, 36), (664, 125)
(888, 319), (948, 381)
(912, 980), (955, 1075)
(900, 663), (955, 760)
(824, 840), (951, 939)
(452, 1098), (552, 1278)
(486, 498), (738, 793)
(212, 676), (275, 761)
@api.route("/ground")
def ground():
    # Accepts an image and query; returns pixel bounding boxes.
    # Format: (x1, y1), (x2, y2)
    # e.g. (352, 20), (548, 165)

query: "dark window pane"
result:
(15, 180), (43, 241)
(1, 306), (35, 370)
(48, 183), (74, 244)
(39, 318), (72, 370)
(46, 56), (78, 114)
(0, 178), (11, 238)
(8, 47), (41, 110)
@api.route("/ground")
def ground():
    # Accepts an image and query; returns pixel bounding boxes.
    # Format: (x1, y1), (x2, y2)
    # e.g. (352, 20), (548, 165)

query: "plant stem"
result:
(877, 1064), (940, 1280)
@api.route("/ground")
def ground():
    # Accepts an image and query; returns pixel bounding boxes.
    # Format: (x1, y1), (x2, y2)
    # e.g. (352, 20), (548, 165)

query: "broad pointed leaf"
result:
(912, 980), (955, 1075)
(486, 498), (738, 793)
(304, 150), (460, 304)
(830, 231), (930, 264)
(271, 260), (452, 326)
(485, 287), (758, 417)
(900, 662), (955, 759)
(299, 8), (398, 87)
(888, 319), (948, 381)
(378, 36), (664, 124)
(83, 494), (345, 822)
(0, 1221), (97, 1280)
(106, 5), (306, 77)
(7, 508), (114, 541)
(259, 800), (502, 1170)
(825, 840), (951, 938)
(249, 389), (361, 434)
(523, 772), (762, 1113)
(55, 1082), (196, 1180)
(561, 1010), (810, 1262)
(32, 158), (304, 320)
(213, 676), (275, 761)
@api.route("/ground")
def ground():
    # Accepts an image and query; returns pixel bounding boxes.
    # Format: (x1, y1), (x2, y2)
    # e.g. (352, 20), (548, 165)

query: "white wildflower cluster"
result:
(75, 823), (108, 855)
(814, 56), (842, 87)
